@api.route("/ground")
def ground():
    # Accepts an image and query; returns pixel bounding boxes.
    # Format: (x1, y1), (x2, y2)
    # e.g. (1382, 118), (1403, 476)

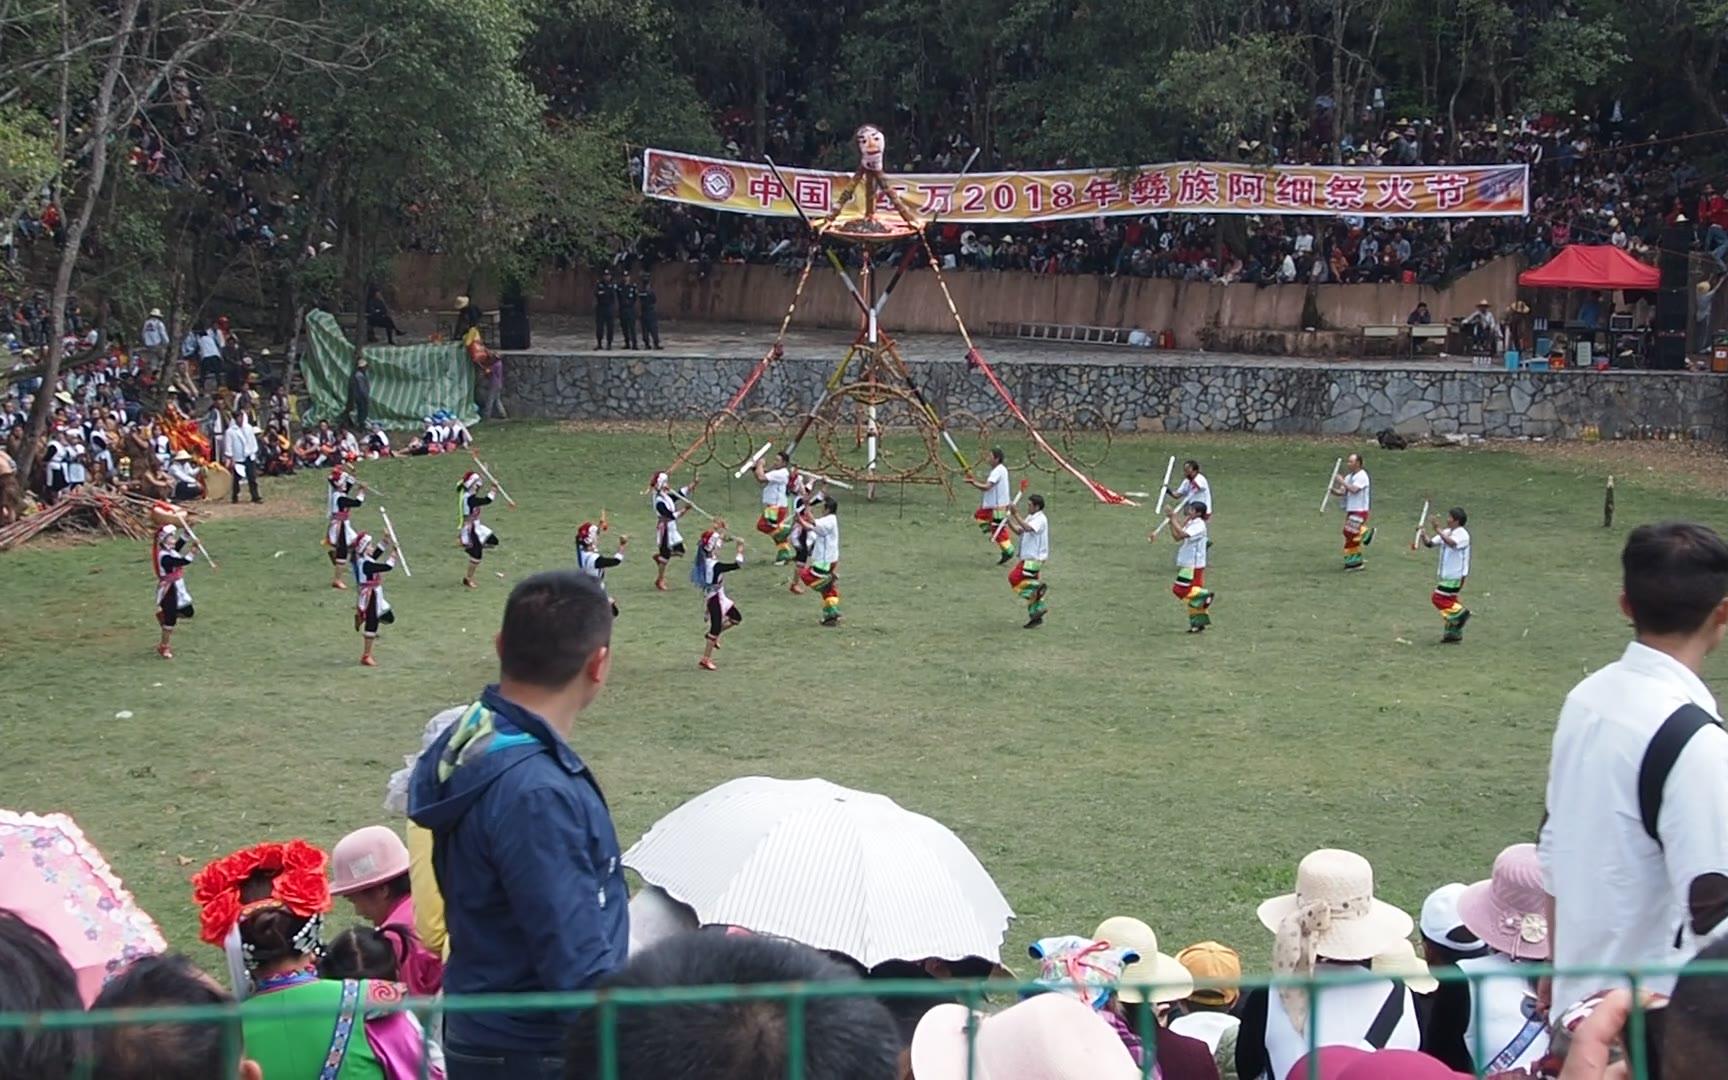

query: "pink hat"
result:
(1456, 843), (1551, 960)
(910, 993), (1140, 1080)
(1335, 1049), (1469, 1079)
(1285, 1048), (1468, 1080)
(1285, 1046), (1368, 1080)
(328, 825), (410, 896)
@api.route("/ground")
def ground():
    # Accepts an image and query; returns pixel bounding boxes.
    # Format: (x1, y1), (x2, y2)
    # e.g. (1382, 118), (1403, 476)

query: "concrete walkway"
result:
(395, 313), (1493, 372)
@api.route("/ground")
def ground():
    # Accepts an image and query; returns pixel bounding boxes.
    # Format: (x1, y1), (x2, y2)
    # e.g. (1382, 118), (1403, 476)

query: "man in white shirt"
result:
(1003, 494), (1050, 629)
(1166, 459), (1213, 519)
(1329, 452), (1375, 570)
(1161, 501), (1213, 633)
(222, 407), (261, 504)
(1540, 522), (1728, 1014)
(1418, 507), (1471, 642)
(965, 447), (1015, 565)
(797, 495), (842, 626)
(752, 450), (794, 564)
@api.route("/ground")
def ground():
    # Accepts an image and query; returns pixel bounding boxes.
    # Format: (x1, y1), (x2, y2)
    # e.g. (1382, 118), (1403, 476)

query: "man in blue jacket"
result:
(409, 570), (628, 1079)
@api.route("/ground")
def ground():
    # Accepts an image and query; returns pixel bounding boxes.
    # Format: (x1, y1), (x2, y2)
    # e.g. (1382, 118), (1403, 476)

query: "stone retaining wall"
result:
(504, 353), (1728, 441)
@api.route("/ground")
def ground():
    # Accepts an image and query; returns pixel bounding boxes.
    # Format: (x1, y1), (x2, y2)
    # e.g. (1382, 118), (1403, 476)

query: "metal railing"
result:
(4, 959), (1702, 1080)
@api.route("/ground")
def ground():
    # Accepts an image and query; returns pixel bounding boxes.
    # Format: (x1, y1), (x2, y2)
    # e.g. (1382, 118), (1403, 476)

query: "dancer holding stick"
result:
(965, 447), (1016, 565)
(649, 471), (702, 591)
(1417, 507), (1473, 643)
(752, 449), (796, 564)
(457, 470), (501, 589)
(1328, 453), (1375, 571)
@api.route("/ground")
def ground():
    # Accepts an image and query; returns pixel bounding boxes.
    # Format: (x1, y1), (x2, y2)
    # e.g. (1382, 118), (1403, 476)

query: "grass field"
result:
(3, 424), (1724, 974)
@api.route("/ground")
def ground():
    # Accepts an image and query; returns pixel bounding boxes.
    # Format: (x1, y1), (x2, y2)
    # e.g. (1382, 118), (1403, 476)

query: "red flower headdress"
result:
(191, 839), (332, 947)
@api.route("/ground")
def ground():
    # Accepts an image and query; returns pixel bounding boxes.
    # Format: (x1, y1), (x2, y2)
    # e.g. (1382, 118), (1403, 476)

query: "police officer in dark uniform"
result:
(594, 268), (616, 349)
(618, 276), (639, 350)
(639, 273), (661, 349)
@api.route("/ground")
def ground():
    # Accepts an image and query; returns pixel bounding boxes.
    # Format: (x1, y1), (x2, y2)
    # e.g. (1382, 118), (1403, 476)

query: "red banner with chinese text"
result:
(640, 148), (1529, 221)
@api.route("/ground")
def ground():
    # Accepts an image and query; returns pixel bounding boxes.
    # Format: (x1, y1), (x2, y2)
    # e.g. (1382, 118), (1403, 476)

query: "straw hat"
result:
(910, 993), (1141, 1080)
(456, 295), (471, 307)
(1371, 938), (1438, 994)
(172, 449), (194, 463)
(1258, 849), (1414, 962)
(1457, 843), (1550, 960)
(1091, 916), (1193, 1004)
(149, 307), (162, 318)
(328, 825), (410, 896)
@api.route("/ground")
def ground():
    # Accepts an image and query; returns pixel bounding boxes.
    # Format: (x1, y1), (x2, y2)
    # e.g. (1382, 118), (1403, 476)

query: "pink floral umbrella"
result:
(0, 810), (166, 1004)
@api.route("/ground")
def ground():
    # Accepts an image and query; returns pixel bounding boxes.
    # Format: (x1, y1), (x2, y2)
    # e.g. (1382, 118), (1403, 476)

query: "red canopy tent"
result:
(1518, 245), (1659, 290)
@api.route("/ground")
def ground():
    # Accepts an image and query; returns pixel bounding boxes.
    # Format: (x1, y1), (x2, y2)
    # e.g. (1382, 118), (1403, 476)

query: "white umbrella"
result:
(623, 776), (1015, 968)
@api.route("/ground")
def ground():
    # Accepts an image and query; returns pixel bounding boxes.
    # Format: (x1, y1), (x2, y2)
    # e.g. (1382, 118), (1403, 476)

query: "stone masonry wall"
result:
(504, 354), (1728, 441)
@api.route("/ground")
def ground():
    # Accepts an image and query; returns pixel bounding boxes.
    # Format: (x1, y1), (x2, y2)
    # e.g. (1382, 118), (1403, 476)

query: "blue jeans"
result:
(445, 1043), (564, 1080)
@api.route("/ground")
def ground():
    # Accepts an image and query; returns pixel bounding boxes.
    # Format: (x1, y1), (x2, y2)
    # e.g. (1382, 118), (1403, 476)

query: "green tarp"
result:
(301, 309), (479, 429)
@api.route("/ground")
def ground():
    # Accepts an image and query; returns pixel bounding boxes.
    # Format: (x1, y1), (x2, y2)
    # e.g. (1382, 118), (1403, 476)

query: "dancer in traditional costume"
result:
(1329, 452), (1375, 570)
(1161, 501), (1213, 633)
(966, 447), (1015, 564)
(325, 466), (365, 589)
(1166, 459), (1213, 519)
(786, 471), (826, 594)
(190, 840), (443, 1080)
(1002, 494), (1050, 629)
(797, 495), (842, 626)
(153, 522), (196, 659)
(694, 530), (746, 670)
(752, 450), (795, 563)
(1419, 507), (1473, 643)
(456, 471), (499, 588)
(576, 520), (628, 616)
(350, 531), (396, 667)
(650, 471), (698, 591)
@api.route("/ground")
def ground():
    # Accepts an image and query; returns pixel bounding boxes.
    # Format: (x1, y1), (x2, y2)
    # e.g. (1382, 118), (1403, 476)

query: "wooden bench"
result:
(1409, 323), (1448, 356)
(1359, 324), (1408, 355)
(438, 308), (500, 344)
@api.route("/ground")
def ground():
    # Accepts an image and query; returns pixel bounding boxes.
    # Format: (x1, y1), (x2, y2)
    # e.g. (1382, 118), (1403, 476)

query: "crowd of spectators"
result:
(0, 303), (479, 525)
(3, 522), (1725, 1079)
(622, 105), (1726, 291)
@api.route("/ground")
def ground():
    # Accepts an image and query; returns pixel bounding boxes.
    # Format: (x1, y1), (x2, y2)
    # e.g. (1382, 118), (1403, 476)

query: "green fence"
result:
(7, 961), (1699, 1079)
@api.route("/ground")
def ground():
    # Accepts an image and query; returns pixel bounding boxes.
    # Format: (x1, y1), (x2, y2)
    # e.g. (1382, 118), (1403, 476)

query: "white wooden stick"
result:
(470, 453), (517, 508)
(1410, 499), (1430, 551)
(805, 472), (855, 490)
(674, 490), (713, 519)
(181, 523), (218, 571)
(1320, 457), (1343, 512)
(380, 506), (412, 577)
(1154, 456), (1176, 514)
(735, 442), (773, 479)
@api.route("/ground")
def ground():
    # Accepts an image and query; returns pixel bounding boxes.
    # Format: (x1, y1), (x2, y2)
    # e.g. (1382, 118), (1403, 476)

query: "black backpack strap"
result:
(1638, 704), (1720, 850)
(1364, 985), (1406, 1049)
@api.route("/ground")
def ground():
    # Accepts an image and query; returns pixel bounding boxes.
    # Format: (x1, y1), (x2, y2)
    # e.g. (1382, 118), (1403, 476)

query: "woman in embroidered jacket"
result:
(191, 839), (443, 1080)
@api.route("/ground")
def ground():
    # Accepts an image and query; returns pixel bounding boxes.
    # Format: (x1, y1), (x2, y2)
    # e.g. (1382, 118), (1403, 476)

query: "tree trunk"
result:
(1330, 0), (1344, 163)
(17, 0), (142, 482)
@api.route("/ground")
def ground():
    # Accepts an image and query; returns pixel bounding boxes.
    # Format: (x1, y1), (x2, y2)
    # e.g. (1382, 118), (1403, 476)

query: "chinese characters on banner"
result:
(640, 148), (1530, 221)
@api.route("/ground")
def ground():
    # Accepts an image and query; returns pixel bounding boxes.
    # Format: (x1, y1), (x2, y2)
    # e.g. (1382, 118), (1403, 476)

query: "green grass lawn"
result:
(2, 424), (1722, 974)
